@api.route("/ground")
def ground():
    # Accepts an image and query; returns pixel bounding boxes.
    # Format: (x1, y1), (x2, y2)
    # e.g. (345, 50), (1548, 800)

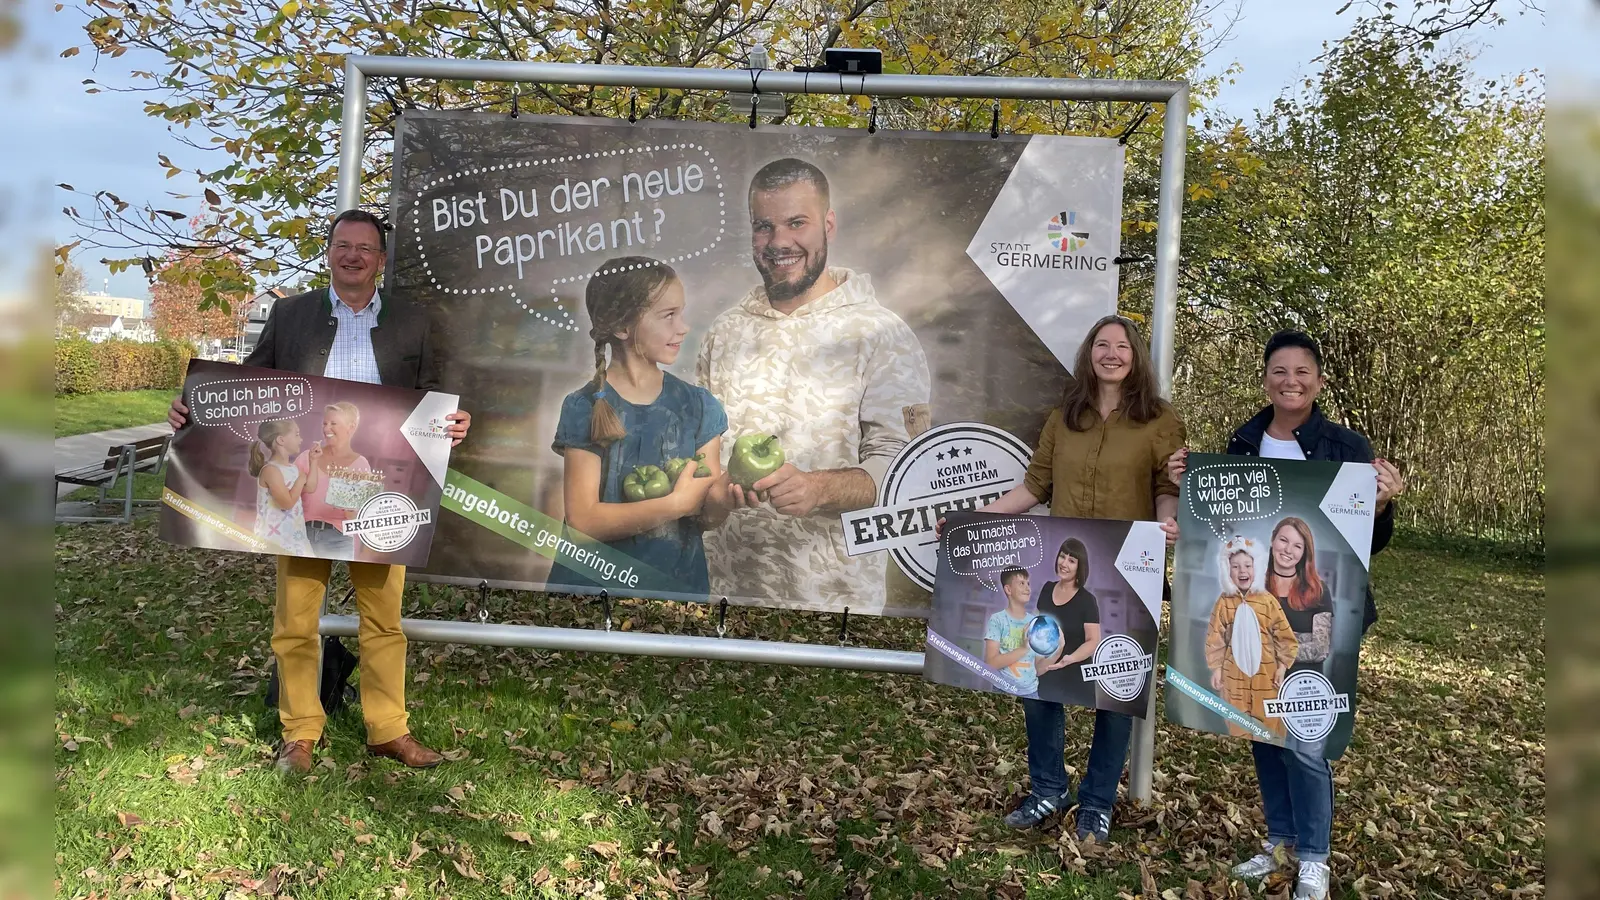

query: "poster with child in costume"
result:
(1165, 454), (1377, 759)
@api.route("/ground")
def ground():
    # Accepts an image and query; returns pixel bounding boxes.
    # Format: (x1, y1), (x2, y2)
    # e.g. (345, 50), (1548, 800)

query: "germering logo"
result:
(1046, 211), (1089, 252)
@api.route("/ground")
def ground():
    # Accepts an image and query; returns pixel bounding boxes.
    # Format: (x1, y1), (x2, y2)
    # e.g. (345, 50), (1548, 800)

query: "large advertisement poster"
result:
(1165, 454), (1377, 759)
(924, 512), (1165, 716)
(389, 112), (1124, 616)
(160, 360), (457, 566)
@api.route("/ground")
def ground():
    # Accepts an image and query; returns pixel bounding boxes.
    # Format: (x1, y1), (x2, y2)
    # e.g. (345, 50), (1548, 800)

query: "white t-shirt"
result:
(1260, 433), (1306, 460)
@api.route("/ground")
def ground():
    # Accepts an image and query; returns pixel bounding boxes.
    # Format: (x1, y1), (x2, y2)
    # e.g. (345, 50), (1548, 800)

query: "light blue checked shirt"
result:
(324, 284), (383, 385)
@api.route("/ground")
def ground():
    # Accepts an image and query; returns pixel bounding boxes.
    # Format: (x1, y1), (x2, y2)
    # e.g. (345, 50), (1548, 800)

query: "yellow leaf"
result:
(280, 0), (301, 16)
(610, 720), (635, 732)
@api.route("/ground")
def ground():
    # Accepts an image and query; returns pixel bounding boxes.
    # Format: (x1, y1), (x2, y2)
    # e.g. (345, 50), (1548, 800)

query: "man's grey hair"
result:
(748, 158), (830, 205)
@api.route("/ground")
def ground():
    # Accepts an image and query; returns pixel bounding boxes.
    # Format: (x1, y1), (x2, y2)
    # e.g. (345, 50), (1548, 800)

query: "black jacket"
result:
(1226, 402), (1394, 631)
(244, 288), (441, 390)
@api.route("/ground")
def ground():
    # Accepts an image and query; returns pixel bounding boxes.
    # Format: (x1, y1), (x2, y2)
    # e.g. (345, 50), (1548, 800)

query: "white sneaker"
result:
(1295, 861), (1331, 900)
(1231, 842), (1289, 879)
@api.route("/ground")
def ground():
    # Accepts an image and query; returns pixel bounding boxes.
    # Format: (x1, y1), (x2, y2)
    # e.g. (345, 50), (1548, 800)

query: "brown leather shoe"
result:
(367, 733), (444, 768)
(276, 739), (315, 774)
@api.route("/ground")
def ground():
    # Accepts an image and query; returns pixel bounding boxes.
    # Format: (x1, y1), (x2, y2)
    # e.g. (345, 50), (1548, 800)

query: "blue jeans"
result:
(1251, 741), (1333, 863)
(306, 521), (355, 560)
(1020, 698), (1134, 815)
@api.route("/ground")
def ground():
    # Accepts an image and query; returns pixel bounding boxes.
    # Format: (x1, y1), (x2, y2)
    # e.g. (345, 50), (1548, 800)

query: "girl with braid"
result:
(550, 257), (727, 594)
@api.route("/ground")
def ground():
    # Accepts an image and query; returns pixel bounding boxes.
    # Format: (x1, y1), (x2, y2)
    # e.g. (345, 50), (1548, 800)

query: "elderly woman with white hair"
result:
(294, 400), (372, 560)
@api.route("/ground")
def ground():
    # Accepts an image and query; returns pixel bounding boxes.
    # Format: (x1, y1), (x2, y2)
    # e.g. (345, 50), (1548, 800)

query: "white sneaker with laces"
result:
(1295, 860), (1331, 900)
(1231, 842), (1289, 879)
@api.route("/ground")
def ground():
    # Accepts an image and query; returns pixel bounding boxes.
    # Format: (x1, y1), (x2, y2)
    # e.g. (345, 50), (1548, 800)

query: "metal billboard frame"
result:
(329, 54), (1188, 803)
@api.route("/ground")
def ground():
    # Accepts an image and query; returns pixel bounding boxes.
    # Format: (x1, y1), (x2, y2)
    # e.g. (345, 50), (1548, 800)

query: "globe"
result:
(1026, 614), (1063, 657)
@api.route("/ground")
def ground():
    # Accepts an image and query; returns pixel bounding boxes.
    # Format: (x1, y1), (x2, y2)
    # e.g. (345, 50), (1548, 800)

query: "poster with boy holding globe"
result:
(925, 511), (1166, 716)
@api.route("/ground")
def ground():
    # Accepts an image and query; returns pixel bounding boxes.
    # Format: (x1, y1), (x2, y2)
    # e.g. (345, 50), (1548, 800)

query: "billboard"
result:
(389, 112), (1125, 616)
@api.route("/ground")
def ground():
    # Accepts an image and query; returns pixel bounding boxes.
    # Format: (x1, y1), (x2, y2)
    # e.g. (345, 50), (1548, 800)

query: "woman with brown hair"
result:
(1267, 517), (1332, 676)
(1033, 538), (1101, 709)
(967, 314), (1185, 841)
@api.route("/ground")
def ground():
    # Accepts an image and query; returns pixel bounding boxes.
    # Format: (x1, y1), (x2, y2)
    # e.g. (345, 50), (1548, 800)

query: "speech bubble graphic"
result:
(944, 517), (1045, 590)
(409, 142), (728, 331)
(187, 376), (316, 441)
(1185, 461), (1284, 540)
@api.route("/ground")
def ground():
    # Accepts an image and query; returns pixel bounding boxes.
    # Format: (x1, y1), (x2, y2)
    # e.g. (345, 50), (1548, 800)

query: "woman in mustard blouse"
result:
(976, 314), (1185, 841)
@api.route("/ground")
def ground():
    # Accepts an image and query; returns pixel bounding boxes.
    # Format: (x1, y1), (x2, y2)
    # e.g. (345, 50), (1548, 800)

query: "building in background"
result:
(81, 294), (146, 320)
(83, 314), (157, 344)
(239, 288), (287, 359)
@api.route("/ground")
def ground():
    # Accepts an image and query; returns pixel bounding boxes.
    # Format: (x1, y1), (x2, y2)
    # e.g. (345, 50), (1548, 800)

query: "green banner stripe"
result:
(1165, 667), (1281, 743)
(440, 468), (688, 597)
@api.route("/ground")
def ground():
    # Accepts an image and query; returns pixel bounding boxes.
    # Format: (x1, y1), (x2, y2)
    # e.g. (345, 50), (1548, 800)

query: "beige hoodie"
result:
(696, 267), (932, 613)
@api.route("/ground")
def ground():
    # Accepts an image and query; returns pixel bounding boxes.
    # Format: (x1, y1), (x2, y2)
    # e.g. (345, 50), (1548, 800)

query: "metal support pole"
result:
(1128, 81), (1189, 806)
(345, 55), (1183, 103)
(335, 57), (368, 213)
(322, 615), (925, 674)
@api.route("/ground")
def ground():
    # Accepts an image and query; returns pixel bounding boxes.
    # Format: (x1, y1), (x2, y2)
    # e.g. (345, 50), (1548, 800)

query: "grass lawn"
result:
(54, 524), (1544, 899)
(56, 390), (174, 438)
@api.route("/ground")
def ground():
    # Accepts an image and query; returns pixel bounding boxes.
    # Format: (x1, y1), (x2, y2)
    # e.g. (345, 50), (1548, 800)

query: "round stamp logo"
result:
(1080, 634), (1153, 702)
(855, 422), (1034, 591)
(344, 492), (431, 553)
(1265, 671), (1351, 742)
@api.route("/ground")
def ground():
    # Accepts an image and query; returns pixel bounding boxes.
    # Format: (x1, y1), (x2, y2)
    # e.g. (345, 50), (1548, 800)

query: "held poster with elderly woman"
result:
(159, 359), (459, 567)
(1165, 453), (1377, 760)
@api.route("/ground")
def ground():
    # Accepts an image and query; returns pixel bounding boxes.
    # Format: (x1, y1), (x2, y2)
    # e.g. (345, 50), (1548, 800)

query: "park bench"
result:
(55, 434), (171, 524)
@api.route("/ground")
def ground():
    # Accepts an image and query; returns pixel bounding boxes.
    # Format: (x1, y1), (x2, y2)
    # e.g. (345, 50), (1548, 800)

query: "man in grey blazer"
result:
(169, 209), (469, 774)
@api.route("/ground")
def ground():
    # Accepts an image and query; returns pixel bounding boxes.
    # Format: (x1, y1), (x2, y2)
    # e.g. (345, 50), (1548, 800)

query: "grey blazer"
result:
(243, 288), (441, 390)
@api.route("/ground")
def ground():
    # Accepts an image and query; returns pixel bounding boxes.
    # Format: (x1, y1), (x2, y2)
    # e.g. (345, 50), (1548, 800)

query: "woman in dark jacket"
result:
(1165, 330), (1404, 900)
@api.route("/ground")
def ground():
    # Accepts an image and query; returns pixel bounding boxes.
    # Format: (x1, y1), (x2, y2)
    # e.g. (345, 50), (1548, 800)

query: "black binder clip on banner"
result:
(628, 91), (638, 123)
(599, 589), (613, 632)
(509, 83), (520, 119)
(748, 69), (762, 129)
(868, 99), (878, 134)
(716, 597), (729, 638)
(990, 100), (1001, 139)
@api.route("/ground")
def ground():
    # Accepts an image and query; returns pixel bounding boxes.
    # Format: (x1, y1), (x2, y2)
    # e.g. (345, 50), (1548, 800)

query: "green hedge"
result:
(55, 339), (194, 396)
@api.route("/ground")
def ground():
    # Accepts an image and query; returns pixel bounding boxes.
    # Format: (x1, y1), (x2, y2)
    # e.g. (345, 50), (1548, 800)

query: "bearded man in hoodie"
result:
(696, 158), (932, 614)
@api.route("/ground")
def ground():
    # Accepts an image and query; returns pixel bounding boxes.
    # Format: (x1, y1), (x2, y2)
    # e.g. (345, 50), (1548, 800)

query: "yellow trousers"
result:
(272, 556), (410, 744)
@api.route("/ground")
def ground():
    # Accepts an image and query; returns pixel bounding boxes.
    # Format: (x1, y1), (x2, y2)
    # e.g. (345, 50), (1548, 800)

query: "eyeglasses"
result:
(331, 241), (383, 257)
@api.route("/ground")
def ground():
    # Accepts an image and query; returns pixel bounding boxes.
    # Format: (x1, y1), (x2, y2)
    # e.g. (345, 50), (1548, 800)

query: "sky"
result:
(5, 1), (1557, 311)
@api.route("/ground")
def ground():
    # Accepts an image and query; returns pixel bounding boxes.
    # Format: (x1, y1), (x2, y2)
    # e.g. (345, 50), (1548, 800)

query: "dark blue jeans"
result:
(1020, 698), (1133, 815)
(1251, 741), (1333, 863)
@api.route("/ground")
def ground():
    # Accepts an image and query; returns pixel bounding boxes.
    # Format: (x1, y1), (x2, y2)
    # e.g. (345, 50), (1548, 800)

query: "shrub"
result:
(54, 338), (99, 395)
(54, 339), (196, 395)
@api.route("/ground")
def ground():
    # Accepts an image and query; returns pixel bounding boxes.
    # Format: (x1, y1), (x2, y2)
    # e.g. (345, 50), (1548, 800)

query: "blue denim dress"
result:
(549, 372), (727, 596)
